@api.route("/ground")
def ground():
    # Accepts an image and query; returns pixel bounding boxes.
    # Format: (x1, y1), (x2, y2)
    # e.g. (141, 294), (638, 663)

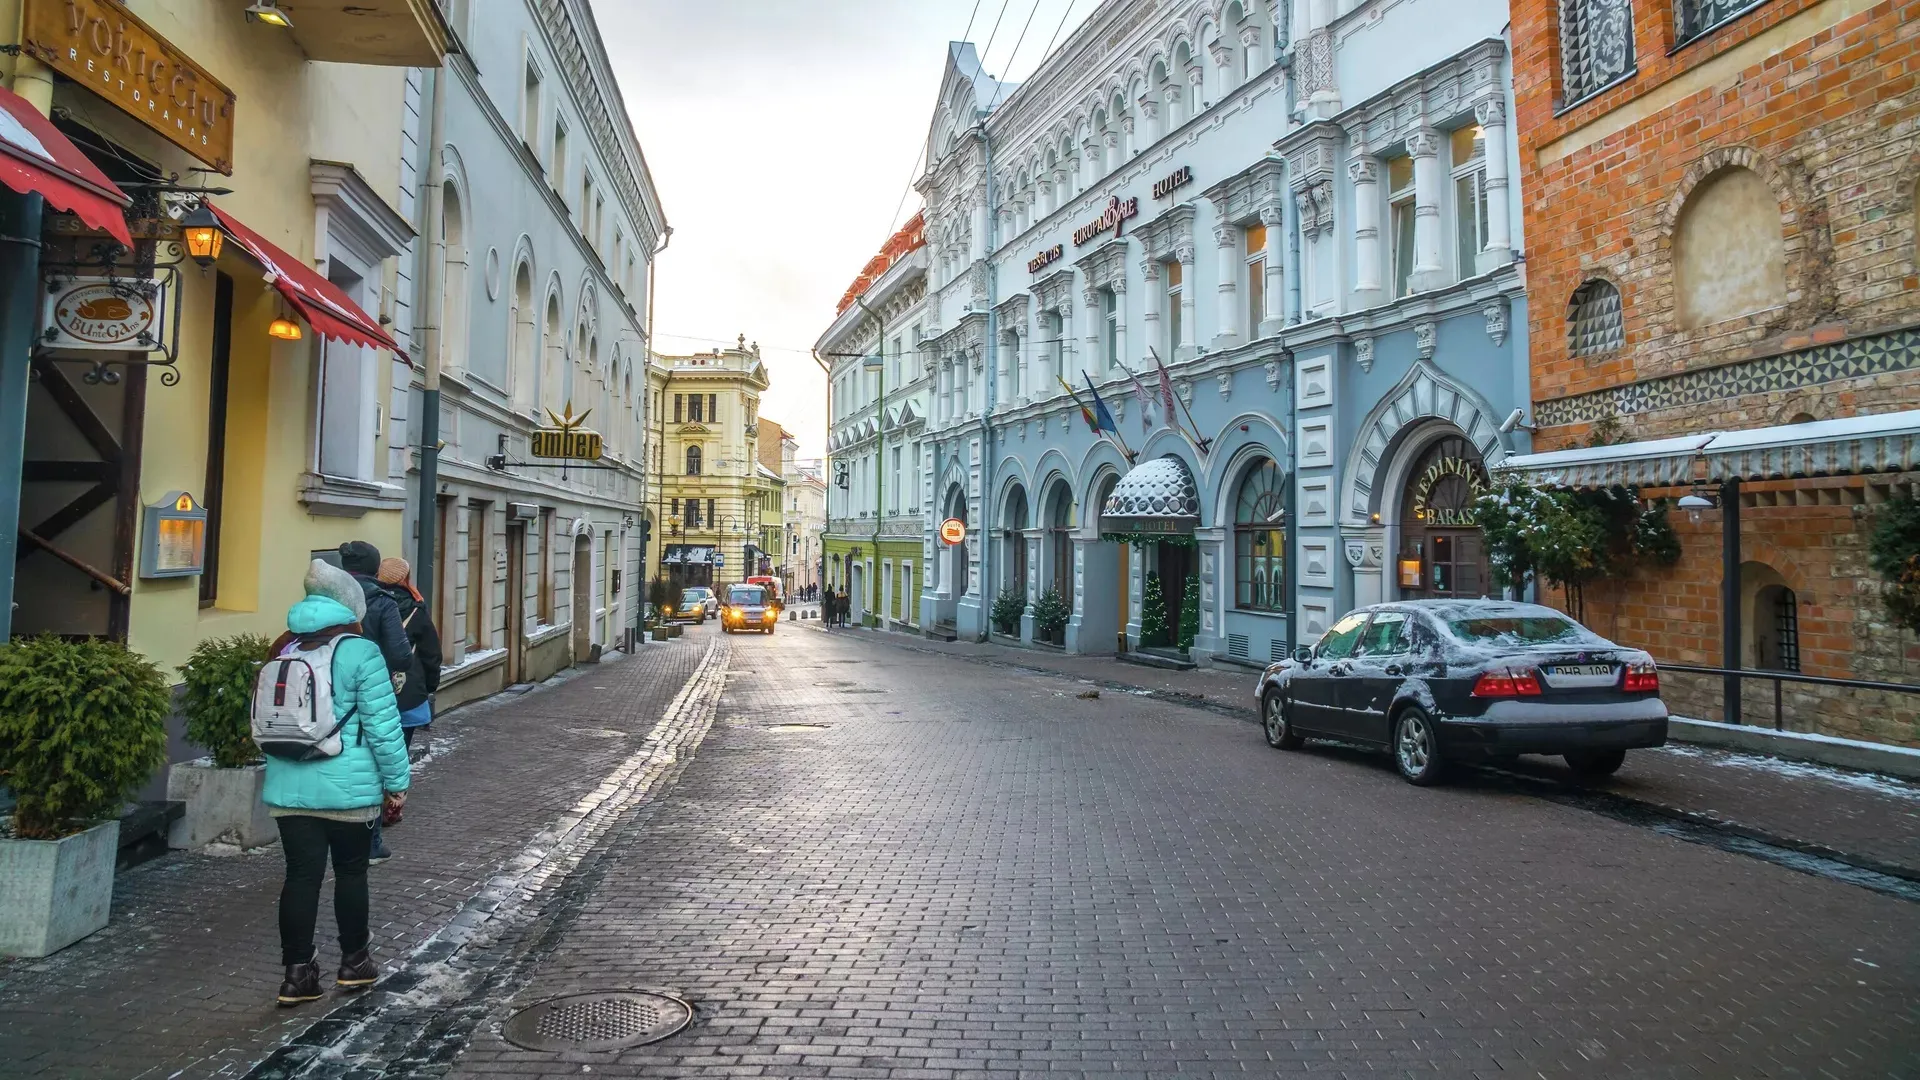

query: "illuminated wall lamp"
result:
(268, 317), (304, 341)
(181, 205), (224, 266)
(1677, 492), (1717, 525)
(245, 2), (294, 28)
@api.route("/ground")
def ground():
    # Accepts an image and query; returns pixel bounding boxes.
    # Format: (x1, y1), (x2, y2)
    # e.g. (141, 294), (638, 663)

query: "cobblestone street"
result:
(7, 621), (1920, 1079)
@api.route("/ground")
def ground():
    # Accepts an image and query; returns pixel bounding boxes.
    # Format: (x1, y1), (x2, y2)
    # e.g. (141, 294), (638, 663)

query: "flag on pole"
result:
(1116, 359), (1155, 435)
(1151, 353), (1192, 443)
(1058, 377), (1099, 432)
(1082, 373), (1120, 435)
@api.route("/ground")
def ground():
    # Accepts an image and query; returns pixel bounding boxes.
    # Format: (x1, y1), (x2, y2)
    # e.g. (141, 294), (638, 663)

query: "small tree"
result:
(0, 637), (170, 839)
(179, 634), (272, 768)
(1033, 588), (1071, 644)
(1177, 576), (1200, 653)
(991, 586), (1026, 636)
(647, 577), (672, 623)
(1139, 572), (1171, 648)
(1475, 479), (1683, 618)
(1869, 494), (1920, 634)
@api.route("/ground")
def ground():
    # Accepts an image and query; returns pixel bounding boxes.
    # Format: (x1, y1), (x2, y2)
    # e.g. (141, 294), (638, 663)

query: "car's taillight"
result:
(1623, 661), (1659, 693)
(1472, 667), (1543, 697)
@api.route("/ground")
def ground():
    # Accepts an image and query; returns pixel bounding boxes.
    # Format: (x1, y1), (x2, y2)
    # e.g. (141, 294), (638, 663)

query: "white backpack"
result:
(251, 633), (362, 761)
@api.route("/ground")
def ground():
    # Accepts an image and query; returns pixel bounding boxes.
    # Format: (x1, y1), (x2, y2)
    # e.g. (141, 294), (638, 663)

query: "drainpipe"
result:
(1278, 17), (1303, 326)
(645, 225), (672, 604)
(1721, 479), (1743, 726)
(413, 61), (450, 607)
(810, 346), (832, 601)
(974, 120), (999, 643)
(853, 296), (885, 625)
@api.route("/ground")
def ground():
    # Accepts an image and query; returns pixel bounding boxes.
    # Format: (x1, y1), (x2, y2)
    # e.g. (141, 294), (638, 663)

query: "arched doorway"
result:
(1003, 484), (1030, 596)
(1395, 435), (1489, 599)
(933, 484), (967, 630)
(848, 556), (867, 625)
(571, 531), (593, 663)
(1041, 480), (1075, 644)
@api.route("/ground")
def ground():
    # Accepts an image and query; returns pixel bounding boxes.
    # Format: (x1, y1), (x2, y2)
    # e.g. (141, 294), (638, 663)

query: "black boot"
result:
(277, 955), (323, 1006)
(336, 947), (378, 989)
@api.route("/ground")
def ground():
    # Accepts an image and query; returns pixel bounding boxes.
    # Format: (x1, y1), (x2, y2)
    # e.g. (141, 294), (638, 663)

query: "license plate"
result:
(1543, 663), (1616, 688)
(1549, 664), (1613, 677)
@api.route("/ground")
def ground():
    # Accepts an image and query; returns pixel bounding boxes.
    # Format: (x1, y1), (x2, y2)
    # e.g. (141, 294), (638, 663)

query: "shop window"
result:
(1233, 458), (1286, 612)
(1558, 0), (1635, 107)
(1674, 166), (1786, 329)
(686, 445), (702, 475)
(1451, 126), (1489, 279)
(1675, 0), (1765, 47)
(1244, 223), (1266, 336)
(1567, 279), (1624, 357)
(1389, 155), (1415, 298)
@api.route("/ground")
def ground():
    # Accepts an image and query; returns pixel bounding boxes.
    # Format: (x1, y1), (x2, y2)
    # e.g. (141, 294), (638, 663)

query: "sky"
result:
(589, 0), (1098, 459)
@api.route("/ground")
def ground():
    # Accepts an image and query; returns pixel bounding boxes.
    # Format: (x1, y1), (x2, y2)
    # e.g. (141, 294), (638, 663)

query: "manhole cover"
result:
(501, 991), (692, 1052)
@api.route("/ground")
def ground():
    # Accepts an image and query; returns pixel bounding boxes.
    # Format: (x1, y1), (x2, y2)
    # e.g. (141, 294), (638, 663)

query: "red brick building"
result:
(1504, 0), (1920, 744)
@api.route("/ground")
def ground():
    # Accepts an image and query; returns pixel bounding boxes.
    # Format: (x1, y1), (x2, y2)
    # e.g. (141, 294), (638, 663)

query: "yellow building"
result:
(644, 339), (768, 591)
(2, 1), (445, 773)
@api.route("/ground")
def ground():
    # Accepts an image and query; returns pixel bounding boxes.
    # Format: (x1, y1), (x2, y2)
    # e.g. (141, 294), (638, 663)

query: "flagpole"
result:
(1148, 347), (1213, 454)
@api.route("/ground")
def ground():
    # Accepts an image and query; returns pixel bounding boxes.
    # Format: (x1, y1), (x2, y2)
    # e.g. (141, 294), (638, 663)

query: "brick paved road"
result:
(0, 638), (710, 1080)
(423, 623), (1920, 1079)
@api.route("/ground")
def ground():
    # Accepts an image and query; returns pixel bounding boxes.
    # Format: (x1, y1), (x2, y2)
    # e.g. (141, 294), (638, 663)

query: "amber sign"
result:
(529, 429), (604, 461)
(22, 0), (237, 174)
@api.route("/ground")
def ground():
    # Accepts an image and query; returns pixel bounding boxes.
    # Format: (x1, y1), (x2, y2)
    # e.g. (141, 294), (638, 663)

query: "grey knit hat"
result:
(304, 559), (367, 622)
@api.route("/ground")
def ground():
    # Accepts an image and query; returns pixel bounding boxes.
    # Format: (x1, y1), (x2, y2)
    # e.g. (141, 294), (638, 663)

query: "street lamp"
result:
(181, 204), (224, 266)
(1678, 492), (1716, 525)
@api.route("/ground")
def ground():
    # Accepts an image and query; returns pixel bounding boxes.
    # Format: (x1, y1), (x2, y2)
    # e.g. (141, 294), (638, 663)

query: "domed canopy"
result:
(1100, 455), (1200, 536)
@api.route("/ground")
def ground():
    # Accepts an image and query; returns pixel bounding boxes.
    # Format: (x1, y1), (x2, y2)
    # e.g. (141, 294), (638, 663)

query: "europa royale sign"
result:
(1073, 195), (1138, 246)
(21, 0), (237, 174)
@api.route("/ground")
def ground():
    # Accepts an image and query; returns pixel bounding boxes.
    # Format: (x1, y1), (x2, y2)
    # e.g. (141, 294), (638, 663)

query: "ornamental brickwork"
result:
(1511, 0), (1920, 745)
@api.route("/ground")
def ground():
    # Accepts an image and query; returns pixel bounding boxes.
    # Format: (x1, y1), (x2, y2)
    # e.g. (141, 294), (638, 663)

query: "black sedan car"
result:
(1254, 600), (1668, 785)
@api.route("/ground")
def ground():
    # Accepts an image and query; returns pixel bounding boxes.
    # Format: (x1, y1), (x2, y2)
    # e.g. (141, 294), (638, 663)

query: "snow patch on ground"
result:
(1654, 743), (1920, 801)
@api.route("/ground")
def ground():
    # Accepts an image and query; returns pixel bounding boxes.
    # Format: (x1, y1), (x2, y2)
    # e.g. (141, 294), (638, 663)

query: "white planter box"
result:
(166, 761), (276, 849)
(0, 819), (120, 957)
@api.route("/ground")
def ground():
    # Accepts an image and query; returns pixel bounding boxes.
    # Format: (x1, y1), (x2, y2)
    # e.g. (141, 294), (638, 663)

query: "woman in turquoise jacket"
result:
(265, 560), (412, 1006)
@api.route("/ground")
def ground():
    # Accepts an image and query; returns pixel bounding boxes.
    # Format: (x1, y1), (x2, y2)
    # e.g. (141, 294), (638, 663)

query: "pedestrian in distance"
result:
(338, 540), (412, 863)
(367, 557), (441, 859)
(263, 560), (411, 1007)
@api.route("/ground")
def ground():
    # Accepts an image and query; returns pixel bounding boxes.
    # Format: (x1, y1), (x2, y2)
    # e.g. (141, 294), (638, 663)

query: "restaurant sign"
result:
(1027, 243), (1063, 274)
(1073, 195), (1138, 246)
(21, 0), (238, 174)
(40, 274), (168, 352)
(1410, 454), (1486, 527)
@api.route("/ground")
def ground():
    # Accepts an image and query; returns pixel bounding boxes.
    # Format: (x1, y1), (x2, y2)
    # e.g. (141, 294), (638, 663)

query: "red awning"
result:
(0, 84), (132, 248)
(208, 204), (407, 360)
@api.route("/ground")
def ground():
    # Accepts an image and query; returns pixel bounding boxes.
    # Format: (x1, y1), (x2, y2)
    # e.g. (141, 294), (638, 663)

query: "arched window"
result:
(1233, 459), (1286, 611)
(442, 181), (473, 381)
(1756, 583), (1800, 672)
(1558, 0), (1634, 107)
(1674, 166), (1786, 328)
(542, 291), (564, 410)
(685, 444), (702, 475)
(509, 261), (535, 410)
(1567, 279), (1623, 357)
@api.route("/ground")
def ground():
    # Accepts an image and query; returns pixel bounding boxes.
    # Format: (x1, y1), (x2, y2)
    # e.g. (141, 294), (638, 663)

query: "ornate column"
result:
(1475, 97), (1514, 268)
(1119, 115), (1135, 160)
(1260, 205), (1285, 335)
(1304, 0), (1339, 119)
(1212, 220), (1240, 349)
(936, 360), (950, 425)
(1140, 258), (1162, 363)
(971, 190), (989, 262)
(1082, 285), (1103, 374)
(1138, 94), (1162, 145)
(1208, 40), (1234, 97)
(1409, 126), (1445, 292)
(1110, 275), (1128, 372)
(1240, 24), (1268, 79)
(1175, 241), (1198, 361)
(997, 331), (1015, 408)
(1040, 175), (1056, 216)
(1162, 83), (1184, 130)
(1104, 130), (1122, 172)
(1349, 143), (1384, 302)
(1066, 158), (1081, 200)
(1186, 64), (1206, 112)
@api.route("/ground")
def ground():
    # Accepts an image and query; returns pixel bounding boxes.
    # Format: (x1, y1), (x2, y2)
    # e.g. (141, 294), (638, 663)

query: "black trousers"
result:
(276, 815), (373, 966)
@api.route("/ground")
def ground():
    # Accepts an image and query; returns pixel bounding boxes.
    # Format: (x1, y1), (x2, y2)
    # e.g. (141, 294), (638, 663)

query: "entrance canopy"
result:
(0, 84), (131, 247)
(1100, 455), (1200, 537)
(1495, 409), (1920, 489)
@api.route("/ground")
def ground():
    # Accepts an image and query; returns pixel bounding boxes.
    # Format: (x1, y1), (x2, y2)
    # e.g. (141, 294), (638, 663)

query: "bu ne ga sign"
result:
(530, 429), (604, 461)
(939, 518), (966, 545)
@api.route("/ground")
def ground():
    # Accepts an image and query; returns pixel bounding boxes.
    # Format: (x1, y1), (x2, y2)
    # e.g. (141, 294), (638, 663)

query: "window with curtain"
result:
(686, 445), (702, 475)
(1559, 0), (1635, 107)
(1234, 458), (1286, 612)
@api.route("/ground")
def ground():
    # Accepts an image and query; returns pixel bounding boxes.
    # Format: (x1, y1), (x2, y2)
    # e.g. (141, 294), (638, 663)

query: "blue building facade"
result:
(893, 0), (1531, 662)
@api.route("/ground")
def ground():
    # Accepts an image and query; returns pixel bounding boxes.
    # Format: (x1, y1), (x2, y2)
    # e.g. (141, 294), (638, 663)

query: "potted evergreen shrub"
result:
(1033, 588), (1071, 647)
(1139, 573), (1171, 648)
(167, 634), (275, 850)
(1177, 577), (1200, 655)
(0, 636), (169, 957)
(991, 586), (1025, 637)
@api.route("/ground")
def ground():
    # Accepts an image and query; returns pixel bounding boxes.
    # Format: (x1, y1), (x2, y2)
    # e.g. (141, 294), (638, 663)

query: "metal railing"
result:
(1660, 663), (1920, 731)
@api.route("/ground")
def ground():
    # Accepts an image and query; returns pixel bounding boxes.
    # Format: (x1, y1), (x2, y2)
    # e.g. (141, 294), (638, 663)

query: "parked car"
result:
(664, 588), (710, 623)
(1254, 600), (1667, 785)
(720, 584), (777, 635)
(683, 586), (718, 618)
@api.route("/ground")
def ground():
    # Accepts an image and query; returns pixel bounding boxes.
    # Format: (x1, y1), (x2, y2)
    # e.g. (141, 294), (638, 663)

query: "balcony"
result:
(284, 0), (450, 66)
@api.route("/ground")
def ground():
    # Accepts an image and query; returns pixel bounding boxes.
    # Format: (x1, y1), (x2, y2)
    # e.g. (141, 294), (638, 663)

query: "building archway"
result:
(932, 483), (968, 629)
(1001, 483), (1030, 598)
(1039, 478), (1075, 644)
(1391, 431), (1491, 600)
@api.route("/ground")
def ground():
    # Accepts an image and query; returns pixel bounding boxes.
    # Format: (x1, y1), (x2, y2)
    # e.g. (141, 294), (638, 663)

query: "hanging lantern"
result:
(181, 204), (224, 266)
(268, 317), (303, 341)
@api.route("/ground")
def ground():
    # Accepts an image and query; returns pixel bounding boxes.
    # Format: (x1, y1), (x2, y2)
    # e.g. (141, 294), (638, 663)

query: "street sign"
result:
(713, 553), (726, 567)
(938, 518), (966, 545)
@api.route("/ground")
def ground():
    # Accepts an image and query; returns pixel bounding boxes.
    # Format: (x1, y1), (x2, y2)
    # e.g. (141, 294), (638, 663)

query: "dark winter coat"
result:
(351, 572), (414, 677)
(384, 584), (443, 712)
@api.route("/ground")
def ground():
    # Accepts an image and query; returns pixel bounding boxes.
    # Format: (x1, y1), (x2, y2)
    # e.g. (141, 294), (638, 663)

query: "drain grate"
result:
(501, 991), (692, 1052)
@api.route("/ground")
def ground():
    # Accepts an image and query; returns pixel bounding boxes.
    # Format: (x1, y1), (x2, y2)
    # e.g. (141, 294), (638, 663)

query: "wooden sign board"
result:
(22, 0), (238, 174)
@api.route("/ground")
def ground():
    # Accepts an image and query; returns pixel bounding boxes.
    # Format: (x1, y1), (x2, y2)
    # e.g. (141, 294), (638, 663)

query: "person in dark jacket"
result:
(338, 541), (411, 863)
(375, 557), (441, 740)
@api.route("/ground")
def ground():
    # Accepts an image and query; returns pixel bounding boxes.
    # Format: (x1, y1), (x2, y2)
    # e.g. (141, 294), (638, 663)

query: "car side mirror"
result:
(1293, 645), (1314, 664)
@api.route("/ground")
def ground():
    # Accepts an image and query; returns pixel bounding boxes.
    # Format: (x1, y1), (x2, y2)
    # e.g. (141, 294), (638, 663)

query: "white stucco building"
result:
(899, 0), (1530, 660)
(398, 0), (667, 706)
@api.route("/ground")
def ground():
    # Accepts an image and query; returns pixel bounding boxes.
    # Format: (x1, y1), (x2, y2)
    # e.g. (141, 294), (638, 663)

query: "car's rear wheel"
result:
(1564, 749), (1626, 781)
(1261, 690), (1302, 750)
(1393, 707), (1446, 786)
